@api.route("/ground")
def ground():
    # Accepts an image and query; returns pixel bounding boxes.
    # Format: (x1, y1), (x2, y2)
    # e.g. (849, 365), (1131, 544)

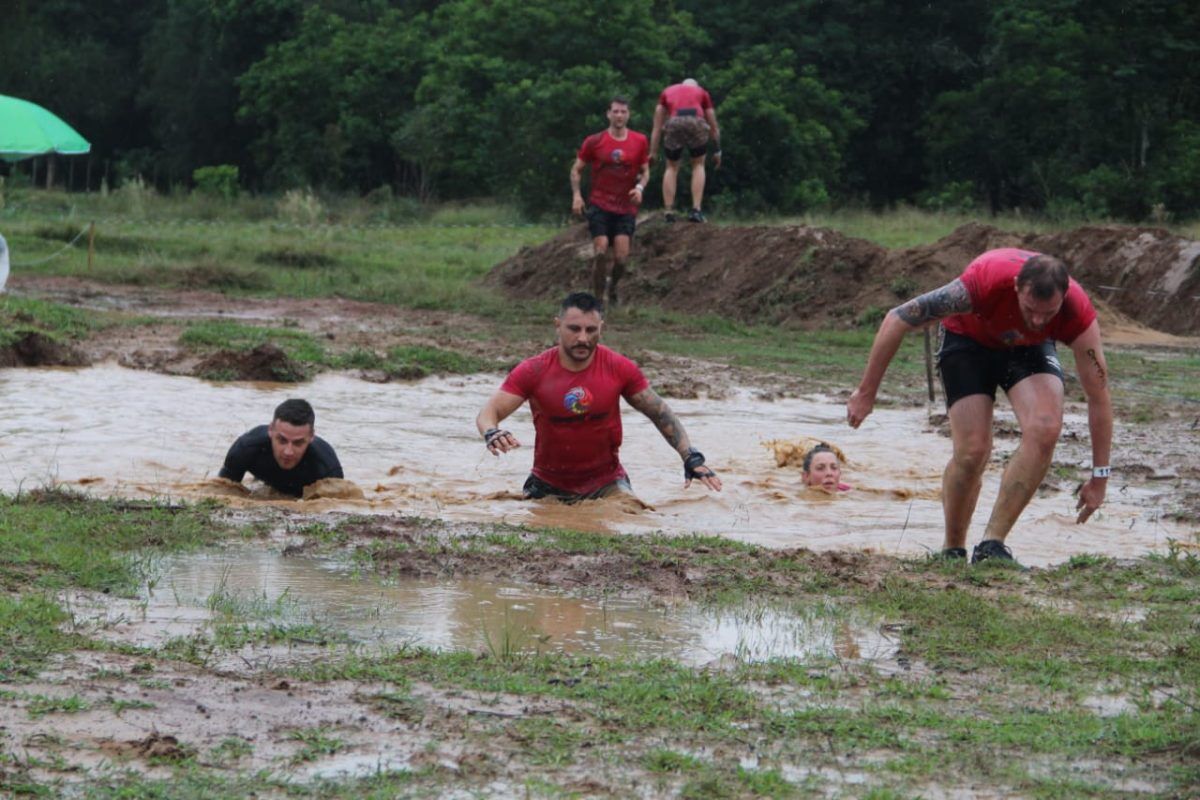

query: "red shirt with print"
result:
(943, 248), (1097, 348)
(577, 129), (649, 215)
(659, 83), (714, 117)
(501, 345), (650, 495)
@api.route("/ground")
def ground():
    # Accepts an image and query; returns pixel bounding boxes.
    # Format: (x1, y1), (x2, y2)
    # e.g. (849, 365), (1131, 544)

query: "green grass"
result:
(287, 727), (346, 763)
(0, 295), (102, 346)
(2, 191), (557, 316)
(175, 319), (496, 379)
(764, 204), (1200, 248)
(0, 489), (223, 594)
(0, 489), (226, 675)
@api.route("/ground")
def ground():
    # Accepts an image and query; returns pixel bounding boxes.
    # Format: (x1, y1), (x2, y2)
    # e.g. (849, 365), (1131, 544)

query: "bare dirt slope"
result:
(485, 219), (1200, 334)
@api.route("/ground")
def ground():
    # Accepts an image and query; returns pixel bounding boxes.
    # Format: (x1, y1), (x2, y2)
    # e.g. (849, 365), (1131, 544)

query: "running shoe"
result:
(664, 211), (677, 223)
(935, 547), (967, 561)
(687, 208), (706, 223)
(971, 539), (1023, 568)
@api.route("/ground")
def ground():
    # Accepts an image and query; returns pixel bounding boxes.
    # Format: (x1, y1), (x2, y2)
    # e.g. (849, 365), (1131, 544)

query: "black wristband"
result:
(484, 428), (508, 447)
(683, 449), (707, 479)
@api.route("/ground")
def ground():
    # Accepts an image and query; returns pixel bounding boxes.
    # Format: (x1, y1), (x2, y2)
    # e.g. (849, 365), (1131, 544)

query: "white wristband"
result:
(1092, 466), (1111, 478)
(635, 184), (645, 193)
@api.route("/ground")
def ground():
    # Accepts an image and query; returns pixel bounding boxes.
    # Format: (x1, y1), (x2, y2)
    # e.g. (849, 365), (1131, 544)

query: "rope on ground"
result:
(11, 225), (90, 267)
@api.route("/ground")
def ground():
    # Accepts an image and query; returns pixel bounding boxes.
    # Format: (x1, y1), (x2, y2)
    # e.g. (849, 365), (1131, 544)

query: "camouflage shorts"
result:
(662, 114), (710, 158)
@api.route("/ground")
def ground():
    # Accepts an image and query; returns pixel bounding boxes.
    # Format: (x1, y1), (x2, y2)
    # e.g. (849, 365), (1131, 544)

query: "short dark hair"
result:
(561, 291), (605, 316)
(802, 443), (838, 472)
(1017, 255), (1069, 300)
(609, 95), (630, 109)
(273, 398), (315, 428)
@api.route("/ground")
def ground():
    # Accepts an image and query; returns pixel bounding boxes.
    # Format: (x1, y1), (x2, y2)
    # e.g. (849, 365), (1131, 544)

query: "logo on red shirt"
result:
(563, 386), (593, 415)
(610, 149), (624, 164)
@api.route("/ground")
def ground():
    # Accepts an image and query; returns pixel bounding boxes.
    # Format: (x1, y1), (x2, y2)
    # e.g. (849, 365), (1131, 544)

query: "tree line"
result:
(2, 0), (1197, 220)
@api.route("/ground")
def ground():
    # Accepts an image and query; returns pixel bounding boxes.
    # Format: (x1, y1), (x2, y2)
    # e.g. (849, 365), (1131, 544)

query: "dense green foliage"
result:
(2, 0), (1197, 219)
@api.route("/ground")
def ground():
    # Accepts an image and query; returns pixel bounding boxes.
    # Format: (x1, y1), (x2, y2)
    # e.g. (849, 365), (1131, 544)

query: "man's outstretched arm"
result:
(476, 389), (525, 455)
(627, 387), (722, 490)
(1069, 320), (1112, 523)
(848, 278), (972, 427)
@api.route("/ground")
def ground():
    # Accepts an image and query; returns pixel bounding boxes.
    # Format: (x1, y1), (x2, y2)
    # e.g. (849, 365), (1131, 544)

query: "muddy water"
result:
(134, 547), (892, 666)
(0, 365), (1181, 565)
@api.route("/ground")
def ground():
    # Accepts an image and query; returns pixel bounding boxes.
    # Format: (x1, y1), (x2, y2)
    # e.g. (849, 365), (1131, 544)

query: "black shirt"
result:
(218, 425), (343, 498)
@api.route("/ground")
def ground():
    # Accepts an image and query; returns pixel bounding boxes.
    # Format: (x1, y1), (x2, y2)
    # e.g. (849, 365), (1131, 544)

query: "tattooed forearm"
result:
(1086, 348), (1107, 387)
(629, 389), (691, 454)
(893, 279), (973, 326)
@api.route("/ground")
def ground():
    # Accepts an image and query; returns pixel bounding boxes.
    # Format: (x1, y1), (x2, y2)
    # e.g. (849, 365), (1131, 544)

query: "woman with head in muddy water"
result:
(802, 444), (851, 493)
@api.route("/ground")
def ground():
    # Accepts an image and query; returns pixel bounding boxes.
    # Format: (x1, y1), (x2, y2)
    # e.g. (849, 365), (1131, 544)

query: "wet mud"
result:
(0, 331), (88, 368)
(194, 343), (308, 382)
(1, 366), (1192, 566)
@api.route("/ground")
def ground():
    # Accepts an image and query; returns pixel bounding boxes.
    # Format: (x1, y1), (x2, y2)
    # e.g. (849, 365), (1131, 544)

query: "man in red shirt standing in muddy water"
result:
(847, 248), (1113, 566)
(570, 96), (650, 310)
(476, 291), (722, 502)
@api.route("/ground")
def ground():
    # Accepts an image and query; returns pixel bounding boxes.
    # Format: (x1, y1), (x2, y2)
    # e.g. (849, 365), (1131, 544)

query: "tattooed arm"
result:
(627, 387), (722, 491)
(1068, 320), (1112, 523)
(847, 279), (973, 428)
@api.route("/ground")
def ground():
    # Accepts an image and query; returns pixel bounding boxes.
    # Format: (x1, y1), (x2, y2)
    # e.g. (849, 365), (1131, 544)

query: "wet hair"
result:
(802, 443), (839, 473)
(273, 398), (315, 429)
(561, 291), (605, 316)
(609, 95), (630, 109)
(1016, 255), (1069, 300)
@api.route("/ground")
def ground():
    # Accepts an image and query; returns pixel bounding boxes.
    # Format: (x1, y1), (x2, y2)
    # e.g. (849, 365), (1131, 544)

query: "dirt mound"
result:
(0, 332), (89, 367)
(484, 218), (1200, 335)
(194, 344), (307, 382)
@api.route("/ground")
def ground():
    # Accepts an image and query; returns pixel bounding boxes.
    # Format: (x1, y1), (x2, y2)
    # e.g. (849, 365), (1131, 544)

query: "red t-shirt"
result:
(577, 130), (649, 215)
(501, 345), (650, 495)
(659, 83), (714, 117)
(943, 248), (1097, 348)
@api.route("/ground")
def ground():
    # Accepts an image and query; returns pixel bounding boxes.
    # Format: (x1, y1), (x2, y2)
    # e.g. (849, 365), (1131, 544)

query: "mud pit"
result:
(0, 365), (1187, 566)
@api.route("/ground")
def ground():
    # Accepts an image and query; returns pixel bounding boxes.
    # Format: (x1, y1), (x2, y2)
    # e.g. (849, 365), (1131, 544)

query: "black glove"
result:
(683, 449), (712, 480)
(484, 428), (510, 448)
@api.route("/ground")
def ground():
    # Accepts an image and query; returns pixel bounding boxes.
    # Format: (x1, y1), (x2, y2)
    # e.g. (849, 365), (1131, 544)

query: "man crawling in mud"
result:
(476, 291), (722, 502)
(847, 248), (1112, 566)
(218, 398), (343, 498)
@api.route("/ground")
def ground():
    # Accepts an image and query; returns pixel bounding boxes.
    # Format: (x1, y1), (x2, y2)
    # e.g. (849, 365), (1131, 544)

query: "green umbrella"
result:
(0, 94), (91, 162)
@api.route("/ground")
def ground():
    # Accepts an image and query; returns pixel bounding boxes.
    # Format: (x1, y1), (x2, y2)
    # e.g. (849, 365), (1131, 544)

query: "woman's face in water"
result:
(803, 451), (842, 492)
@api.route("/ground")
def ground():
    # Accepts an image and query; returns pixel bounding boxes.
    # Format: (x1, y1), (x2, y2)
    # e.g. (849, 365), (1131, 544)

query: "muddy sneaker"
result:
(687, 207), (706, 223)
(664, 211), (677, 223)
(935, 547), (967, 561)
(971, 539), (1022, 567)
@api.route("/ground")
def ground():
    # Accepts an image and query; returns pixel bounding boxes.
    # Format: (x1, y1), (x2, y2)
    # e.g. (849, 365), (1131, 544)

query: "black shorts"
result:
(585, 205), (636, 241)
(937, 328), (1065, 409)
(523, 473), (633, 503)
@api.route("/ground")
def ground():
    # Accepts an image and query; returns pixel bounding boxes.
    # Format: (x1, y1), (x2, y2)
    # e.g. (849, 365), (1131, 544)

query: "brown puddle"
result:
(0, 365), (1184, 566)
(98, 547), (896, 666)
